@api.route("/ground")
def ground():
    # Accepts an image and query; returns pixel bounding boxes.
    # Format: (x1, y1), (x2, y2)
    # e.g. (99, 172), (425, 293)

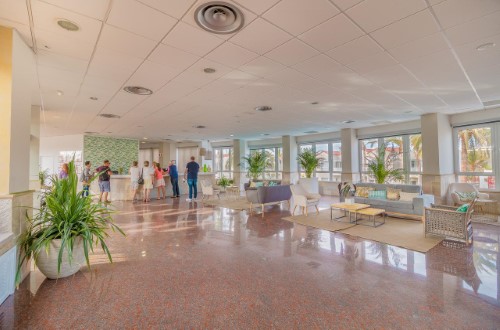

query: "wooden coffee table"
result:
(355, 208), (386, 227)
(331, 203), (370, 222)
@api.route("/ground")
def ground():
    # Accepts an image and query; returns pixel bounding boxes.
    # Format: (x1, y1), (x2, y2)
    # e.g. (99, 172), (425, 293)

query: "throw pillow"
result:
(355, 187), (373, 198)
(456, 203), (470, 213)
(456, 191), (477, 203)
(268, 181), (277, 186)
(263, 181), (269, 187)
(255, 182), (264, 188)
(368, 190), (387, 199)
(386, 188), (401, 201)
(399, 192), (419, 202)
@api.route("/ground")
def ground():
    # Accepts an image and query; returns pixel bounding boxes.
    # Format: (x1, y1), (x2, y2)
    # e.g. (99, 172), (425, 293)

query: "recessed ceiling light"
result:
(203, 67), (216, 73)
(342, 120), (355, 124)
(56, 19), (79, 32)
(84, 131), (98, 135)
(44, 45), (50, 49)
(255, 105), (272, 112)
(56, 90), (64, 96)
(123, 86), (153, 95)
(193, 125), (206, 129)
(476, 42), (496, 51)
(143, 137), (148, 140)
(229, 134), (234, 137)
(89, 96), (98, 101)
(141, 141), (146, 144)
(194, 2), (244, 34)
(311, 101), (319, 105)
(98, 113), (121, 119)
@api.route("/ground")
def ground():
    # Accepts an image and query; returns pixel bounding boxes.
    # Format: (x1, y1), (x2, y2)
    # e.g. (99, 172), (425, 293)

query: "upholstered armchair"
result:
(449, 183), (489, 206)
(200, 180), (220, 200)
(290, 184), (320, 216)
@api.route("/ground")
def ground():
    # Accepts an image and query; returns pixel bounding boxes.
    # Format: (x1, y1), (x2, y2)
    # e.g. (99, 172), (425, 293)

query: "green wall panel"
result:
(83, 136), (138, 174)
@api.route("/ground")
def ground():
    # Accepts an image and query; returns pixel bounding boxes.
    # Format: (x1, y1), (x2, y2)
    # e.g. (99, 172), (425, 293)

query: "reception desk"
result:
(90, 173), (216, 201)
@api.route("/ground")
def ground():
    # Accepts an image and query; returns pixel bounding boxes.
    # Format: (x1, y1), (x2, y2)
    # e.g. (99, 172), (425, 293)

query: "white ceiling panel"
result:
(239, 56), (286, 78)
(35, 28), (95, 60)
(37, 65), (84, 95)
(363, 65), (417, 85)
(263, 0), (339, 36)
(0, 18), (33, 46)
(107, 0), (177, 41)
(230, 18), (292, 55)
(455, 33), (500, 72)
(371, 9), (440, 50)
(87, 46), (143, 81)
(81, 74), (124, 97)
(136, 0), (196, 19)
(36, 50), (89, 74)
(287, 76), (330, 93)
(266, 68), (310, 85)
(432, 0), (500, 29)
(98, 24), (157, 59)
(346, 0), (427, 33)
(125, 60), (179, 92)
(233, 0), (280, 15)
(147, 43), (200, 72)
(468, 64), (500, 102)
(40, 0), (111, 21)
(299, 14), (364, 52)
(162, 21), (224, 57)
(327, 35), (384, 65)
(220, 70), (259, 86)
(171, 58), (232, 88)
(99, 90), (148, 116)
(265, 38), (319, 66)
(388, 32), (449, 63)
(205, 42), (259, 68)
(347, 51), (398, 74)
(0, 0), (29, 24)
(330, 0), (363, 11)
(32, 0), (101, 43)
(444, 10), (500, 47)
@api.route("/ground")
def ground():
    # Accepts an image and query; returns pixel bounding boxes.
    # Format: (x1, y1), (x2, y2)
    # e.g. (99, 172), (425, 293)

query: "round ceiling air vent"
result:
(123, 86), (153, 95)
(193, 125), (206, 129)
(194, 2), (244, 34)
(57, 19), (79, 31)
(99, 113), (121, 119)
(255, 105), (272, 112)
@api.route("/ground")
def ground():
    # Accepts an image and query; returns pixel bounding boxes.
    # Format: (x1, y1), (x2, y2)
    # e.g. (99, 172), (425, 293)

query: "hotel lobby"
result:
(1, 0), (500, 328)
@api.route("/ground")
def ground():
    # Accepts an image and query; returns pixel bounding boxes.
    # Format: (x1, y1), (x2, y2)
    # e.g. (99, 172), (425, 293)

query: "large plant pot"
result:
(298, 177), (319, 194)
(36, 237), (85, 279)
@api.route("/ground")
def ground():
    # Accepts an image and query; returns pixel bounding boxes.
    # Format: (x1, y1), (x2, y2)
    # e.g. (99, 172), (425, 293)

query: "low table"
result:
(354, 208), (386, 227)
(331, 203), (370, 222)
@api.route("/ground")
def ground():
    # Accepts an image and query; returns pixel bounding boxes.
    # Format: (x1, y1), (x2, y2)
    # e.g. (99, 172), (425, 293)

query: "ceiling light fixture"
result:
(255, 105), (272, 112)
(342, 120), (355, 124)
(56, 19), (79, 31)
(311, 101), (319, 105)
(476, 42), (496, 51)
(56, 90), (64, 96)
(89, 96), (98, 101)
(229, 134), (234, 137)
(143, 137), (148, 140)
(194, 2), (244, 34)
(98, 113), (121, 119)
(123, 86), (153, 95)
(204, 67), (216, 73)
(193, 125), (206, 129)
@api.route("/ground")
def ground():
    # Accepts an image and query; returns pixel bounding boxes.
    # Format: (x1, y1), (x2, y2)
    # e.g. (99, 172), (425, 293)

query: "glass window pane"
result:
(277, 148), (283, 171)
(458, 175), (495, 190)
(222, 148), (231, 172)
(361, 139), (378, 172)
(214, 149), (221, 172)
(332, 142), (342, 172)
(409, 134), (423, 173)
(265, 148), (275, 171)
(316, 143), (329, 172)
(384, 136), (404, 170)
(316, 172), (330, 181)
(457, 127), (493, 173)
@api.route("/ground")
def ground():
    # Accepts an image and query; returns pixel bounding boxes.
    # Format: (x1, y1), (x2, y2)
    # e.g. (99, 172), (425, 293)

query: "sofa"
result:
(354, 183), (434, 217)
(245, 183), (292, 217)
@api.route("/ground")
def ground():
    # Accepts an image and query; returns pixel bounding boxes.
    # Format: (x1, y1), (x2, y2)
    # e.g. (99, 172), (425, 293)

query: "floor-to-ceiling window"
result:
(454, 123), (497, 190)
(360, 134), (422, 184)
(249, 147), (283, 179)
(298, 141), (342, 181)
(213, 147), (233, 179)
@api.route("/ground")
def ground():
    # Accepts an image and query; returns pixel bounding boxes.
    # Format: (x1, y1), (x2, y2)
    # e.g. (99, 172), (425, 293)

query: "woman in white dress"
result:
(142, 161), (154, 202)
(129, 161), (140, 202)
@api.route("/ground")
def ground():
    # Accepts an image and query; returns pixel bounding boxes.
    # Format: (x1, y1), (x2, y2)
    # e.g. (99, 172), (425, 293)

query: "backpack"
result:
(99, 167), (110, 181)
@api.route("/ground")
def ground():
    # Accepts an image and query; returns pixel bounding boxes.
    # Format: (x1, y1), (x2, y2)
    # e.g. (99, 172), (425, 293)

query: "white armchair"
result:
(290, 184), (320, 216)
(449, 183), (489, 206)
(200, 180), (220, 200)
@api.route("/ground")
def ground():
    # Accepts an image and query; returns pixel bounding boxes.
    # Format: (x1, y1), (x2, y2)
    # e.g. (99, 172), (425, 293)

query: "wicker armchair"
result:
(424, 199), (476, 244)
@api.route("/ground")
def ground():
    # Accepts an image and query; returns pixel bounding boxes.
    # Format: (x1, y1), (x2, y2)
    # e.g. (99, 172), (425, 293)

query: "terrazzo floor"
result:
(1, 196), (499, 329)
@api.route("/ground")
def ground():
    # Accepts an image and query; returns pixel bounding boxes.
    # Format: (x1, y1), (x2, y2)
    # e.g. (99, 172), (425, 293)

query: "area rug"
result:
(282, 210), (357, 232)
(340, 218), (443, 253)
(202, 198), (251, 211)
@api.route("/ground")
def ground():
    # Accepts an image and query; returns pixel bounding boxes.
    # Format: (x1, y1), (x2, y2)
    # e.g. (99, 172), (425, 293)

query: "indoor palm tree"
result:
(366, 143), (405, 184)
(242, 151), (271, 181)
(297, 148), (321, 178)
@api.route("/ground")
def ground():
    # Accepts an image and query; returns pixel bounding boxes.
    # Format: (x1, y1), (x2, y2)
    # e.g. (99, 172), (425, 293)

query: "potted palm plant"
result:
(366, 143), (405, 183)
(16, 160), (124, 283)
(297, 148), (322, 193)
(242, 152), (271, 182)
(217, 176), (233, 191)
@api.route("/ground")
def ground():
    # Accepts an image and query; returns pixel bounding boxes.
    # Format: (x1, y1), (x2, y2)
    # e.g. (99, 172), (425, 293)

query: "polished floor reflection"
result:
(1, 197), (499, 329)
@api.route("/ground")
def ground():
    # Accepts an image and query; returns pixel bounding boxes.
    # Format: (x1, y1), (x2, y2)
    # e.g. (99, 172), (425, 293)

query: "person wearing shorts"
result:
(96, 160), (112, 203)
(142, 161), (154, 202)
(154, 162), (166, 199)
(129, 161), (140, 202)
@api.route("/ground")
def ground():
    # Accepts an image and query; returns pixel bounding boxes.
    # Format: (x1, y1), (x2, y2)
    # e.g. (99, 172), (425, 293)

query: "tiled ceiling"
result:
(1, 0), (499, 141)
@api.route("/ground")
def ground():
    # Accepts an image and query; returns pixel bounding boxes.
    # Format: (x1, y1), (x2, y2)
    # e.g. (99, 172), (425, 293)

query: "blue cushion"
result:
(368, 190), (387, 199)
(255, 182), (264, 187)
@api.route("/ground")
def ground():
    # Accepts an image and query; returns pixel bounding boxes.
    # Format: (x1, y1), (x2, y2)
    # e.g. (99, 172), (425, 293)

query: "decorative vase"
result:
(36, 237), (85, 279)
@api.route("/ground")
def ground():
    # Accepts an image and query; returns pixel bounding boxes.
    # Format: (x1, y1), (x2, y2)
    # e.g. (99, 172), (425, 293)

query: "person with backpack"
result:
(96, 160), (112, 203)
(80, 160), (93, 197)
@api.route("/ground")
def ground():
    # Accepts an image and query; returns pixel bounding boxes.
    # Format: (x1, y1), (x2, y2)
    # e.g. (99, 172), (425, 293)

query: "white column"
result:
(282, 135), (298, 184)
(340, 128), (360, 183)
(232, 139), (247, 190)
(29, 106), (40, 189)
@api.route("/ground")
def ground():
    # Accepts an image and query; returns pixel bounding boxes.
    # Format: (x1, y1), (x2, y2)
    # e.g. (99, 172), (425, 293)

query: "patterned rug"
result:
(282, 210), (357, 232)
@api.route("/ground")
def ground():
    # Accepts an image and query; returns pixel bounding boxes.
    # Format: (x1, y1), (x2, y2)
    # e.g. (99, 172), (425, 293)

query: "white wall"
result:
(40, 134), (83, 175)
(450, 107), (500, 126)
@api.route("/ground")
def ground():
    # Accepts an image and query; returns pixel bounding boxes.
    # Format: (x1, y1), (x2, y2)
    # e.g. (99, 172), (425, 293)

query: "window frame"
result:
(249, 147), (283, 179)
(298, 140), (342, 182)
(212, 146), (233, 179)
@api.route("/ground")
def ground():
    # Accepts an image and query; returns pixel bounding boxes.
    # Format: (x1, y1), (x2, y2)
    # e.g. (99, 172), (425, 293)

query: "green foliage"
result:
(217, 176), (233, 189)
(297, 148), (321, 178)
(17, 160), (125, 284)
(38, 169), (49, 187)
(366, 143), (406, 184)
(242, 152), (272, 180)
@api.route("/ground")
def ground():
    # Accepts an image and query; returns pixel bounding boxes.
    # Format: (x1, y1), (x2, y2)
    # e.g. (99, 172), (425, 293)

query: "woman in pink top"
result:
(154, 162), (166, 200)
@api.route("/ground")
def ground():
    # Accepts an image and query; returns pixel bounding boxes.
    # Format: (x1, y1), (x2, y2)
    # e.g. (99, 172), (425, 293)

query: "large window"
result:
(298, 141), (342, 181)
(249, 147), (282, 179)
(213, 147), (233, 179)
(454, 124), (497, 190)
(360, 134), (422, 184)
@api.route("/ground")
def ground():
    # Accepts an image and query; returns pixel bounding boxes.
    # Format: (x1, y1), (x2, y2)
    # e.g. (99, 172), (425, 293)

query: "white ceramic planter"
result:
(36, 237), (85, 279)
(298, 177), (319, 194)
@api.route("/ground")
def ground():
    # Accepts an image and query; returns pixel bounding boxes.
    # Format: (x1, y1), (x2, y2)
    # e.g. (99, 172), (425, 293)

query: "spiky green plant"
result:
(38, 168), (49, 187)
(242, 152), (272, 181)
(16, 159), (125, 284)
(297, 148), (322, 178)
(366, 143), (406, 184)
(217, 176), (233, 190)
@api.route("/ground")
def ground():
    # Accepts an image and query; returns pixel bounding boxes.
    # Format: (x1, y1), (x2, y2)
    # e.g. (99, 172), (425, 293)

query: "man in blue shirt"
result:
(168, 160), (180, 198)
(184, 156), (200, 202)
